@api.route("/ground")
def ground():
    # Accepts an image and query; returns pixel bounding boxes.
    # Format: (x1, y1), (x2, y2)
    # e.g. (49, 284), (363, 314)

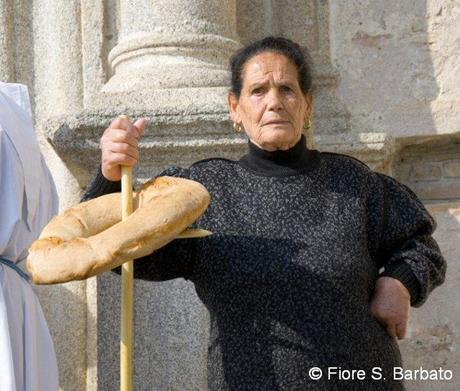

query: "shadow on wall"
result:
(96, 271), (209, 391)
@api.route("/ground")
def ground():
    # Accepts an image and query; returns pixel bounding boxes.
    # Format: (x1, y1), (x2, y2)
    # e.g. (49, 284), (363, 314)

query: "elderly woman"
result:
(83, 37), (446, 390)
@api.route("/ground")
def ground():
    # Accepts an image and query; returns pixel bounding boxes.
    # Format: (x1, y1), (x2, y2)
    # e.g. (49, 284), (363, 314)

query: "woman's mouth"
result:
(264, 120), (290, 126)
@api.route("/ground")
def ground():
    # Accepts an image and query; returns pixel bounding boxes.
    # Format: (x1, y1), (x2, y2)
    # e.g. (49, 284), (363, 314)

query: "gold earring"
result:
(303, 118), (312, 131)
(233, 122), (241, 133)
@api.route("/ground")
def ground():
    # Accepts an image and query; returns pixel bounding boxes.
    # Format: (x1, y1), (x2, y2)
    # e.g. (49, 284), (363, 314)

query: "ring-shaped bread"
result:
(27, 176), (210, 284)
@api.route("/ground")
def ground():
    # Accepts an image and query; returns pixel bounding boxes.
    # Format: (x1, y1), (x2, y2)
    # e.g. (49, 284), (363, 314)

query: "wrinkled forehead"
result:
(241, 52), (299, 86)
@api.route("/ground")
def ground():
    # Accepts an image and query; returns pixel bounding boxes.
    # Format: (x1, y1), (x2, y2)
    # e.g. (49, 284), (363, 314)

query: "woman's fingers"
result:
(369, 277), (410, 340)
(109, 116), (140, 136)
(371, 307), (408, 340)
(102, 142), (139, 171)
(101, 128), (141, 148)
(133, 118), (146, 136)
(107, 116), (145, 140)
(385, 323), (397, 338)
(103, 130), (139, 151)
(106, 141), (139, 162)
(395, 321), (407, 339)
(105, 152), (138, 167)
(100, 117), (146, 181)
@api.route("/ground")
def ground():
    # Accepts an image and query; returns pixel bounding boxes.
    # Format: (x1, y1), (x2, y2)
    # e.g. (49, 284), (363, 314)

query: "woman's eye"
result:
(280, 85), (292, 93)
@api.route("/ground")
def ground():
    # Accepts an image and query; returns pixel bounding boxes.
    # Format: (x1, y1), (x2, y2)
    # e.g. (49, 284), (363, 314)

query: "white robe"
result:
(0, 82), (59, 391)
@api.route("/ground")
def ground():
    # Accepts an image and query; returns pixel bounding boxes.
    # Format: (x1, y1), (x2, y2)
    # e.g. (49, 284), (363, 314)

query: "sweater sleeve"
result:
(130, 165), (198, 281)
(80, 165), (197, 281)
(81, 166), (121, 201)
(368, 172), (446, 307)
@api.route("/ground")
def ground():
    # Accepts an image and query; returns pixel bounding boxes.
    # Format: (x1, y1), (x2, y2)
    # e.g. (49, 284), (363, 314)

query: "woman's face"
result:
(228, 52), (312, 151)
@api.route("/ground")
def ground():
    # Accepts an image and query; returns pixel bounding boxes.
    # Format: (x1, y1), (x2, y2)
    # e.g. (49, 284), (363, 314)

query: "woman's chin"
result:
(259, 129), (300, 151)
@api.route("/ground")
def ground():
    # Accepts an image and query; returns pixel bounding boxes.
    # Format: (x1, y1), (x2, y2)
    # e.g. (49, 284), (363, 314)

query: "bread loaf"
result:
(27, 176), (210, 284)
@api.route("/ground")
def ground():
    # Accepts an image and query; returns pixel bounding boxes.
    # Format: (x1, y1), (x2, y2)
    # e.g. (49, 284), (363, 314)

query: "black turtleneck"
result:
(238, 134), (321, 177)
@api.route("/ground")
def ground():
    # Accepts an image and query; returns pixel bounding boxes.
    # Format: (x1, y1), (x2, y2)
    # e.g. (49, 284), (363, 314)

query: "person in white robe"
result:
(0, 82), (59, 391)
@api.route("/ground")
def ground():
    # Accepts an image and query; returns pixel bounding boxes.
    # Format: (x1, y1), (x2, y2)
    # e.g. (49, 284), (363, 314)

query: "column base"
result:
(104, 33), (239, 91)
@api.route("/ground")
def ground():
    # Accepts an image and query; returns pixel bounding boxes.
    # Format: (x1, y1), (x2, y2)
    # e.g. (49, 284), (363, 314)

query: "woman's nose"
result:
(266, 88), (283, 111)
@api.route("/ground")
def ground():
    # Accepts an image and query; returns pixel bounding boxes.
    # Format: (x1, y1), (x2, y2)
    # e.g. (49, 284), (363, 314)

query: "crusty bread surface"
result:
(27, 176), (210, 284)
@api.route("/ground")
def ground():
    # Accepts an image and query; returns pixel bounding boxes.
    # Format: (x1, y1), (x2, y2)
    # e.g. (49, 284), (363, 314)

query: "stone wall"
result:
(0, 0), (458, 390)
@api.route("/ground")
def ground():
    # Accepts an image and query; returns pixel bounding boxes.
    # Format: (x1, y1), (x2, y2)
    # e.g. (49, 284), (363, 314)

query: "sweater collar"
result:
(238, 134), (320, 177)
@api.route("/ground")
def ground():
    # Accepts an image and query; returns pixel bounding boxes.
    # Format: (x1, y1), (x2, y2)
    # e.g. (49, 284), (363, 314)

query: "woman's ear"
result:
(227, 91), (240, 123)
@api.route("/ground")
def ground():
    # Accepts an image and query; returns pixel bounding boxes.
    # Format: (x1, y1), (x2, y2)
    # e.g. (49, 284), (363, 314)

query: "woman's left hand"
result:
(369, 277), (411, 339)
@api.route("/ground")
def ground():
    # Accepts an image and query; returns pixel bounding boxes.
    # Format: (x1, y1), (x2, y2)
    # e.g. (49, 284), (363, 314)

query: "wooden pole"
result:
(120, 116), (134, 391)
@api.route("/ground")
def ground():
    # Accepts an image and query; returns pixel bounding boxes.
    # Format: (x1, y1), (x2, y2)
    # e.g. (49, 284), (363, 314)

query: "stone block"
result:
(394, 134), (460, 200)
(444, 161), (460, 178)
(315, 132), (395, 174)
(407, 180), (460, 201)
(408, 163), (442, 182)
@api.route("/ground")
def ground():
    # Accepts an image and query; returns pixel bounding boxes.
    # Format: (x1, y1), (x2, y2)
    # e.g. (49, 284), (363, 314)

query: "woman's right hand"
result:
(100, 116), (146, 181)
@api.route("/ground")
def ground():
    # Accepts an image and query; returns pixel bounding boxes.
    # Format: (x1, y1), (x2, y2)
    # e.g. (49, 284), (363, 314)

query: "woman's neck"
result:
(238, 134), (320, 177)
(247, 134), (302, 152)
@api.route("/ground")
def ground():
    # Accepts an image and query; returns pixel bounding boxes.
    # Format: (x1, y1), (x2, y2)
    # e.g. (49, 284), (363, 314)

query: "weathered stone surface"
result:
(32, 0), (83, 121)
(97, 272), (209, 391)
(444, 161), (460, 178)
(330, 0), (460, 137)
(409, 163), (442, 182)
(395, 133), (460, 200)
(0, 0), (14, 82)
(408, 180), (460, 201)
(314, 132), (395, 174)
(33, 281), (89, 391)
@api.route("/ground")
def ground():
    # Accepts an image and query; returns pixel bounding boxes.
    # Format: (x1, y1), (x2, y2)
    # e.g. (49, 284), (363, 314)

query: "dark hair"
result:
(229, 36), (312, 97)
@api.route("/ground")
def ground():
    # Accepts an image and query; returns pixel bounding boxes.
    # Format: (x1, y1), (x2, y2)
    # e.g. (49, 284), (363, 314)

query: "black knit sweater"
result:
(82, 135), (446, 390)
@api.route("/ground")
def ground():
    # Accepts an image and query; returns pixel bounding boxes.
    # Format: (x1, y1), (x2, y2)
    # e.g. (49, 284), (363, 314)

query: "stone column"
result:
(103, 0), (239, 93)
(0, 0), (14, 82)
